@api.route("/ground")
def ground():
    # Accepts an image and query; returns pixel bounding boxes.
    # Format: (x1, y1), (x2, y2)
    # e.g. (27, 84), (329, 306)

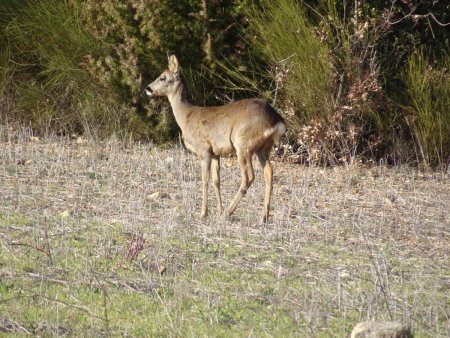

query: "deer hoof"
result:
(259, 214), (269, 225)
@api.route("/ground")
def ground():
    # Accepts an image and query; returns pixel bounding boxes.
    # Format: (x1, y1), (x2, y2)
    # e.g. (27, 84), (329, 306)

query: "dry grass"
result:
(0, 125), (449, 337)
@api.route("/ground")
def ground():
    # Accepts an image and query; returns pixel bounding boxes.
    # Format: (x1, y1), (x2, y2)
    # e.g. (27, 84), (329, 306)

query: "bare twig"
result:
(412, 13), (450, 27)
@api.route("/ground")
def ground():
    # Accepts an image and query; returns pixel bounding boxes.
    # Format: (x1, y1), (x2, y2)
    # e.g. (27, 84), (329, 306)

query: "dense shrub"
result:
(231, 0), (449, 167)
(402, 51), (450, 168)
(0, 0), (249, 141)
(235, 0), (387, 164)
(0, 0), (105, 135)
(0, 0), (448, 167)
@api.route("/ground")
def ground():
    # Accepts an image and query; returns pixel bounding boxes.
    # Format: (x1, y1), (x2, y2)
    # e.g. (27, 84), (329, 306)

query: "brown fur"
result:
(146, 55), (285, 223)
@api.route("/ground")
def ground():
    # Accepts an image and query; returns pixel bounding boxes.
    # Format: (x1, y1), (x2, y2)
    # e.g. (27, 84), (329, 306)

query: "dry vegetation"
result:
(0, 125), (449, 337)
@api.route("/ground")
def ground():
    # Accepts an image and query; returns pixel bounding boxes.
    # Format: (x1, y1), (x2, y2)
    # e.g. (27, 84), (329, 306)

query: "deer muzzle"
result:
(145, 86), (154, 97)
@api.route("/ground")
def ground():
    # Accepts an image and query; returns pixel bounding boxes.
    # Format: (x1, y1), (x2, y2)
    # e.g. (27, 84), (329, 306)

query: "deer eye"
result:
(159, 76), (166, 81)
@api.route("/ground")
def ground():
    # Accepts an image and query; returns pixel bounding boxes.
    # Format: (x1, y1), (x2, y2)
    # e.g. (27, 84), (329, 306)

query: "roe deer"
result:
(146, 55), (285, 223)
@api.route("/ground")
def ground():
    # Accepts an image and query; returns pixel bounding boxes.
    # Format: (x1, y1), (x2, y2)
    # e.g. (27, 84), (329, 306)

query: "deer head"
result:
(146, 55), (182, 98)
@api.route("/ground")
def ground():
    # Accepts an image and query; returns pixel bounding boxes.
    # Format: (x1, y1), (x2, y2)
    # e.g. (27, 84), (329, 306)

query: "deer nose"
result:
(145, 85), (153, 96)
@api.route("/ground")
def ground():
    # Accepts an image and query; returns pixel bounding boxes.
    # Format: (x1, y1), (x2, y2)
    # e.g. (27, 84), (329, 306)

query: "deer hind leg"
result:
(211, 156), (223, 216)
(226, 148), (254, 218)
(200, 153), (212, 219)
(257, 147), (273, 224)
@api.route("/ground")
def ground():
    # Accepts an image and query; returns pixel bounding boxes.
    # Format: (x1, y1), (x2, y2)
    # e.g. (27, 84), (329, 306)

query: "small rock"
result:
(149, 192), (160, 200)
(351, 321), (413, 338)
(59, 210), (70, 219)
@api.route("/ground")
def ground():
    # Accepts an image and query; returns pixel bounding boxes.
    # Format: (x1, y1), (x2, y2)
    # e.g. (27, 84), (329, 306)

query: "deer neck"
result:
(167, 82), (193, 131)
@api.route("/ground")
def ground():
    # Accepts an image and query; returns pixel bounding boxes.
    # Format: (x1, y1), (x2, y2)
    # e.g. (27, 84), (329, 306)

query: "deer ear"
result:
(168, 55), (180, 72)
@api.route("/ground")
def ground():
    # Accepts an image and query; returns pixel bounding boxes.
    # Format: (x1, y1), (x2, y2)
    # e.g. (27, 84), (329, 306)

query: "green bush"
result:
(246, 0), (334, 121)
(0, 0), (251, 141)
(0, 0), (129, 136)
(235, 0), (449, 166)
(402, 51), (450, 168)
(237, 0), (385, 164)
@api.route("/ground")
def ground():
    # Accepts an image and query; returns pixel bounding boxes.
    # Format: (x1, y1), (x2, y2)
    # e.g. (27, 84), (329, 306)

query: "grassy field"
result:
(0, 125), (449, 337)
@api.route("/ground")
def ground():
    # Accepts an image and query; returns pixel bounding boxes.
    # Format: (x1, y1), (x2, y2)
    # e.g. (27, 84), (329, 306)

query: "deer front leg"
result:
(211, 156), (223, 216)
(200, 153), (212, 219)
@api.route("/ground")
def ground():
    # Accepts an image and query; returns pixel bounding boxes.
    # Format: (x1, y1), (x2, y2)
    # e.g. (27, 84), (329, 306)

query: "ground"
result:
(0, 126), (449, 337)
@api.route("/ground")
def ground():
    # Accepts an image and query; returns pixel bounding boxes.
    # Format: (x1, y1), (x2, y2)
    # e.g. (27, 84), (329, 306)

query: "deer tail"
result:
(264, 121), (286, 146)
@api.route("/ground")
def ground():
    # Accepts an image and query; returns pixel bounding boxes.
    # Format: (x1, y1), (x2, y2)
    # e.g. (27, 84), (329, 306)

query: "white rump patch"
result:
(264, 122), (286, 144)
